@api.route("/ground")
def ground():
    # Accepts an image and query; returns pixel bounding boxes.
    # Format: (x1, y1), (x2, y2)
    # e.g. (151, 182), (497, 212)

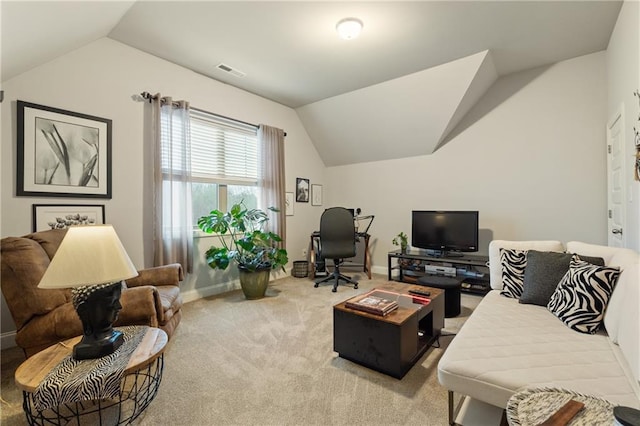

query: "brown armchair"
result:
(1, 229), (184, 357)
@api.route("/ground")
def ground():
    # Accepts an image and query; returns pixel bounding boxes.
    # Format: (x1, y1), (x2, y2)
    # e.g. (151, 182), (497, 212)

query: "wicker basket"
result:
(292, 261), (309, 278)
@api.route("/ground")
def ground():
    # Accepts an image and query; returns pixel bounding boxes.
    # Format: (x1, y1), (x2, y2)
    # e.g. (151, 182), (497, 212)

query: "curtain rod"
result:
(139, 92), (286, 136)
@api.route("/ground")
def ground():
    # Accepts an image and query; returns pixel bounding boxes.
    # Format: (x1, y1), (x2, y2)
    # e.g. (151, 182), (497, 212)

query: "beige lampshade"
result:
(38, 225), (138, 289)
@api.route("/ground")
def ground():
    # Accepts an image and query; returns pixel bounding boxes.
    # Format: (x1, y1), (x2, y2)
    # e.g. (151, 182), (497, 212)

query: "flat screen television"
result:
(411, 210), (479, 256)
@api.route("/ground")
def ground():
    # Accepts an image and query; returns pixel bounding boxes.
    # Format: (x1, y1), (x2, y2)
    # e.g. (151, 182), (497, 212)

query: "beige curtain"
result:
(258, 124), (286, 248)
(150, 94), (193, 273)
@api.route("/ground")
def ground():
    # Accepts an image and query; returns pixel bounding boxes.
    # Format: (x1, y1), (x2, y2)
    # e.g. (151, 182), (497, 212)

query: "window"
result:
(189, 109), (259, 225)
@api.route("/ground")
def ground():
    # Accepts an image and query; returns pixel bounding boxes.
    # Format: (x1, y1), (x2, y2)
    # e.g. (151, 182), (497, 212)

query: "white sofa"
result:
(437, 240), (640, 424)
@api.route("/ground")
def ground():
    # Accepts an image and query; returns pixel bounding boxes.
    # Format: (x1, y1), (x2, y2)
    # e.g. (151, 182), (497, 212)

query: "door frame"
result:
(606, 105), (627, 247)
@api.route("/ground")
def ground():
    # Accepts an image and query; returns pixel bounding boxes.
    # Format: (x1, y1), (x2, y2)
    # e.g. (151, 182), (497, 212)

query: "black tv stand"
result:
(426, 250), (465, 258)
(388, 249), (490, 295)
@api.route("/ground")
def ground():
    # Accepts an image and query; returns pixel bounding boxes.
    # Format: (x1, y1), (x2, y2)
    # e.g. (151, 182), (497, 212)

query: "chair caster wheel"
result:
(354, 285), (358, 289)
(332, 288), (337, 292)
(314, 284), (319, 288)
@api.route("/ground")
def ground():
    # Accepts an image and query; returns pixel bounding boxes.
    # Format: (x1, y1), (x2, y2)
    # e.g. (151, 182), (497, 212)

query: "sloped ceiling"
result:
(296, 51), (498, 166)
(1, 1), (623, 166)
(1, 1), (136, 81)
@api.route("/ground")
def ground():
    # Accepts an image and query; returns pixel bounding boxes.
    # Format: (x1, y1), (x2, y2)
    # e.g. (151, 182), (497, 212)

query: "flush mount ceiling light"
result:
(336, 18), (363, 40)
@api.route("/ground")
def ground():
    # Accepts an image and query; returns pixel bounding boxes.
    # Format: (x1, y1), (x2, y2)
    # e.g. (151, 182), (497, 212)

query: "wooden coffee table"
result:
(333, 282), (444, 379)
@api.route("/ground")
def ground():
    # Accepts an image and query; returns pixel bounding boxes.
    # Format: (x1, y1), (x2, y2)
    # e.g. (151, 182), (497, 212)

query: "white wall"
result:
(606, 0), (640, 252)
(0, 38), (325, 339)
(0, 31), (627, 343)
(325, 52), (608, 273)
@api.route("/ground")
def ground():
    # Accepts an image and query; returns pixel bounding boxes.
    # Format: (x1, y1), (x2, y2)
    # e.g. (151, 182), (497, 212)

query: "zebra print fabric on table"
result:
(500, 248), (528, 299)
(33, 325), (148, 411)
(547, 256), (620, 334)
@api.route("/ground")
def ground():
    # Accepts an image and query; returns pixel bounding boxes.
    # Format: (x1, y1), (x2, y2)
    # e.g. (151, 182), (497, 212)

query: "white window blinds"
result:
(189, 109), (258, 185)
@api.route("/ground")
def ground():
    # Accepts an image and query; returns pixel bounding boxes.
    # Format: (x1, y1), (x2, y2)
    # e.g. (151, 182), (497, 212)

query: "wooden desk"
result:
(309, 232), (372, 279)
(15, 327), (167, 425)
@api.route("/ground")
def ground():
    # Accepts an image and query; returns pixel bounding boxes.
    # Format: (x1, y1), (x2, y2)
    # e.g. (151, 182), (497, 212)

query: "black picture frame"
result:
(296, 178), (310, 202)
(17, 101), (112, 198)
(32, 204), (106, 232)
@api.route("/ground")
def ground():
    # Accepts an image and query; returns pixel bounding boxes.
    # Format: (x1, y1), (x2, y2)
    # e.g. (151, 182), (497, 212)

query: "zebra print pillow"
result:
(500, 249), (527, 299)
(547, 256), (621, 334)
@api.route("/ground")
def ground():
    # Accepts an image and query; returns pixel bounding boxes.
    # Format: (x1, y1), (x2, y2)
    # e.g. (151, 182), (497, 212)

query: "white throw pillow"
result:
(499, 248), (527, 299)
(547, 256), (620, 334)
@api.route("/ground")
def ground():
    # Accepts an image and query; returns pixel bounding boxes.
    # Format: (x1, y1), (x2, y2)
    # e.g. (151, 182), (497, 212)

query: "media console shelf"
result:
(387, 250), (491, 295)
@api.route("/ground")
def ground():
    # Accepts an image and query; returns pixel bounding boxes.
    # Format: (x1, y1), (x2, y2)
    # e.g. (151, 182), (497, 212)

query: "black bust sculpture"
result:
(72, 282), (124, 360)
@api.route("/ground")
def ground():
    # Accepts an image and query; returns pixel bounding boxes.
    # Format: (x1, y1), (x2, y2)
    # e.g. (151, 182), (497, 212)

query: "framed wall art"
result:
(32, 204), (105, 232)
(17, 101), (112, 198)
(296, 178), (309, 202)
(285, 192), (294, 216)
(311, 184), (323, 206)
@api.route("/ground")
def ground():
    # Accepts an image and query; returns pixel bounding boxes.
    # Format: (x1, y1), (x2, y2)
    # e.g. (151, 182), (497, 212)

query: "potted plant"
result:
(197, 202), (289, 299)
(392, 232), (408, 253)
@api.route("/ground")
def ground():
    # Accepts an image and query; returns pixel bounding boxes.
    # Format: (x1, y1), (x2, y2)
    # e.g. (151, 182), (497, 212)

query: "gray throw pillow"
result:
(519, 251), (604, 306)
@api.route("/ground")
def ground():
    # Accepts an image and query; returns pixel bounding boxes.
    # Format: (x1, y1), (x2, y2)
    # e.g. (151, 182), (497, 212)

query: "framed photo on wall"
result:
(311, 184), (323, 206)
(285, 192), (294, 216)
(17, 101), (112, 198)
(32, 204), (105, 232)
(296, 178), (309, 202)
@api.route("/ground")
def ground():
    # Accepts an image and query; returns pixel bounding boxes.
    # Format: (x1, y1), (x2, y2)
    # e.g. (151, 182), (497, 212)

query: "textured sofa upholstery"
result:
(438, 240), (640, 419)
(1, 229), (184, 357)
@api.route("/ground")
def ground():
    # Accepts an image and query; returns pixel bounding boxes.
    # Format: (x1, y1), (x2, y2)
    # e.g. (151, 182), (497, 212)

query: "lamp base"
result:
(73, 330), (124, 360)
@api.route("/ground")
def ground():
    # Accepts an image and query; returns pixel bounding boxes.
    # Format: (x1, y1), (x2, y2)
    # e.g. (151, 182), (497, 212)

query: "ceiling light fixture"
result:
(336, 18), (363, 40)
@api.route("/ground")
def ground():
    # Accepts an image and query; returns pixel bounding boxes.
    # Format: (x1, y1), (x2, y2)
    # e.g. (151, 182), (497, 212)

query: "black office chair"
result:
(314, 207), (359, 292)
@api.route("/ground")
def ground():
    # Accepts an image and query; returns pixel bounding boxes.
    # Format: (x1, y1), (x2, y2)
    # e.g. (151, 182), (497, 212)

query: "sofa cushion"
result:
(437, 291), (640, 409)
(500, 249), (527, 299)
(567, 242), (640, 385)
(547, 257), (620, 334)
(520, 251), (604, 306)
(489, 240), (564, 290)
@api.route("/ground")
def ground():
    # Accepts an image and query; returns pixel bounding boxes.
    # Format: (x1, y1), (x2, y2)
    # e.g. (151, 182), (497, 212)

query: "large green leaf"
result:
(197, 200), (288, 271)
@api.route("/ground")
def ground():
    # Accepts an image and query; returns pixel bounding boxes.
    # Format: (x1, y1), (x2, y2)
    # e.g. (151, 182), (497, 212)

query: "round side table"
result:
(15, 326), (167, 426)
(506, 387), (616, 426)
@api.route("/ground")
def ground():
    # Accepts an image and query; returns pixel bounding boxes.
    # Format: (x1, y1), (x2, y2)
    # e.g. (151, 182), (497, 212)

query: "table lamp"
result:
(38, 225), (138, 360)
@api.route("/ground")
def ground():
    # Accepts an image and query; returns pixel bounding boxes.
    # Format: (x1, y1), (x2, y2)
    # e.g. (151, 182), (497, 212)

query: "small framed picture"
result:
(285, 192), (294, 216)
(311, 184), (323, 206)
(296, 178), (309, 202)
(17, 101), (112, 198)
(32, 204), (105, 232)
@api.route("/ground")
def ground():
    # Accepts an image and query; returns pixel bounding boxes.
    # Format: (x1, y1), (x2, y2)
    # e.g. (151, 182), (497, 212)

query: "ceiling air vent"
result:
(216, 63), (246, 78)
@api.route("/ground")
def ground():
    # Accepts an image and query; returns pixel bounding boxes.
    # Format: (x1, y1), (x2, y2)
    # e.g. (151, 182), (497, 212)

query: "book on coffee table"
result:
(345, 292), (399, 316)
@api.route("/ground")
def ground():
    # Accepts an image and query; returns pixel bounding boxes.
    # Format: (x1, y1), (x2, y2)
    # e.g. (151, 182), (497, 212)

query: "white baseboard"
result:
(1, 330), (17, 350)
(180, 280), (241, 303)
(371, 265), (388, 276)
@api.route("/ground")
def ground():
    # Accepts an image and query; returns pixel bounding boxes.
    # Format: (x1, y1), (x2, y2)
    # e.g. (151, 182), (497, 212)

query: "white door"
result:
(607, 109), (626, 247)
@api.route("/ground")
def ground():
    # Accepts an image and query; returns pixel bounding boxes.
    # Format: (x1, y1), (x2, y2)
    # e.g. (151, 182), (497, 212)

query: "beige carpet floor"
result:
(1, 273), (482, 425)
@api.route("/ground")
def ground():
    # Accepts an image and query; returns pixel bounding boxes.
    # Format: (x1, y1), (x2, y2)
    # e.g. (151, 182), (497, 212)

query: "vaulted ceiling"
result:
(1, 1), (623, 166)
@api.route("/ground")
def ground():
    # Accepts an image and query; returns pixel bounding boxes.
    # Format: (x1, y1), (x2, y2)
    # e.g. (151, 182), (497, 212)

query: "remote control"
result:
(408, 289), (430, 297)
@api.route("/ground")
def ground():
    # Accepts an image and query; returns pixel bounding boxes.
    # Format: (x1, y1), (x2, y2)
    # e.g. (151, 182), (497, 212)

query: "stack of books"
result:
(345, 292), (399, 316)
